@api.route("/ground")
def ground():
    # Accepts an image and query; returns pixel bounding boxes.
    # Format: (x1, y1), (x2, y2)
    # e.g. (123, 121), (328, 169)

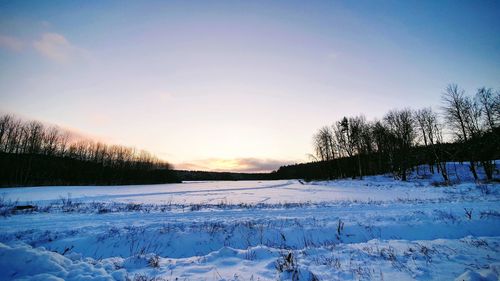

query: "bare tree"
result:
(313, 126), (335, 161)
(348, 115), (368, 178)
(42, 126), (60, 156)
(384, 109), (416, 181)
(415, 108), (449, 182)
(415, 108), (432, 174)
(334, 117), (354, 158)
(371, 120), (391, 172)
(441, 84), (479, 180)
(474, 88), (499, 180)
(476, 87), (499, 131)
(0, 115), (13, 151)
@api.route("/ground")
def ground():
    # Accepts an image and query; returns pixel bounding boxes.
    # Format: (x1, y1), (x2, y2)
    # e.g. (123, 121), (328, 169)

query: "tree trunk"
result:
(469, 161), (478, 180)
(481, 160), (493, 180)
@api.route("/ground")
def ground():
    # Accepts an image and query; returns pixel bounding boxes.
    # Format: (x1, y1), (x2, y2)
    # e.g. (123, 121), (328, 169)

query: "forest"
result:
(0, 115), (179, 186)
(275, 84), (499, 182)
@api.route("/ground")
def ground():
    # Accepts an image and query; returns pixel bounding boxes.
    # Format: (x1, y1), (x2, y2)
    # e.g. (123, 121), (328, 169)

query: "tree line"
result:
(1, 84), (498, 186)
(276, 84), (499, 182)
(0, 115), (179, 186)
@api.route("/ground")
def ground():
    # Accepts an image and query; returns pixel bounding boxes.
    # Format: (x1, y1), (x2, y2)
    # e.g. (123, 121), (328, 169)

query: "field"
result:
(0, 163), (499, 281)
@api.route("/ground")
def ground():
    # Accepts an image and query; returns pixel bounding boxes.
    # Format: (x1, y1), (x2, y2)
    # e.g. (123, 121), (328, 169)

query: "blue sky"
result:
(1, 0), (499, 172)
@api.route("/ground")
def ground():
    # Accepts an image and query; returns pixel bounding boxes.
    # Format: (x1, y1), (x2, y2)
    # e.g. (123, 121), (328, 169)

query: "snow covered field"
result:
(0, 163), (499, 281)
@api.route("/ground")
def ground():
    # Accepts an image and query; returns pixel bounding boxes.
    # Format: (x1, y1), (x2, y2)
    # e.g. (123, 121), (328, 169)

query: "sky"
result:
(1, 0), (499, 172)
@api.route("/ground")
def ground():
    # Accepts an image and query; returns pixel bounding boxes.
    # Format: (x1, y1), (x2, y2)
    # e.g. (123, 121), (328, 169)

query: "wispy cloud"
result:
(33, 32), (88, 63)
(0, 35), (24, 52)
(176, 158), (293, 173)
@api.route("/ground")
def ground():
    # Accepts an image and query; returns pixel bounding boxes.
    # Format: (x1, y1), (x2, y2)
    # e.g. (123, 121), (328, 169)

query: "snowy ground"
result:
(0, 163), (499, 281)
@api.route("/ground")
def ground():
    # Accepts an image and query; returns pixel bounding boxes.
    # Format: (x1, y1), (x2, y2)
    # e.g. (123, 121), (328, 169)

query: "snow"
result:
(0, 163), (499, 280)
(0, 242), (117, 281)
(455, 263), (500, 281)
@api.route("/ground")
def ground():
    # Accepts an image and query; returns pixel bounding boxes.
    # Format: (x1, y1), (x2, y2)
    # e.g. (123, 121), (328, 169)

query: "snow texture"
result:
(0, 162), (499, 280)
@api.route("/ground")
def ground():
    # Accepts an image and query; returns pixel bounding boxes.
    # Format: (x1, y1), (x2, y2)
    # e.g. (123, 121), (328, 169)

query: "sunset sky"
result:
(1, 0), (499, 172)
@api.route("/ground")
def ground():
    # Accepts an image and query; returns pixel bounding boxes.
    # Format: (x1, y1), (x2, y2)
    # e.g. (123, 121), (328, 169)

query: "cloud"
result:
(0, 35), (24, 52)
(176, 158), (294, 173)
(33, 32), (88, 63)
